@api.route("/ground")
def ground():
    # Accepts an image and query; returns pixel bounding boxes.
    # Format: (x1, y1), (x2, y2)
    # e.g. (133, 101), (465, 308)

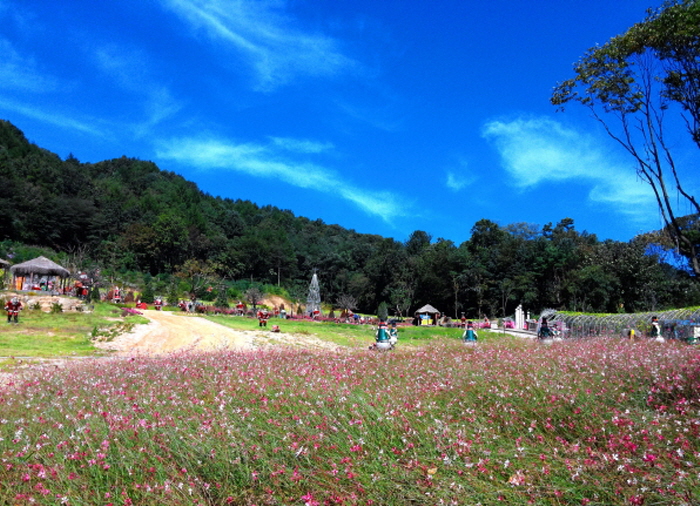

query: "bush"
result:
(141, 283), (155, 304)
(377, 301), (388, 321)
(89, 286), (101, 303)
(214, 289), (230, 308)
(167, 285), (180, 306)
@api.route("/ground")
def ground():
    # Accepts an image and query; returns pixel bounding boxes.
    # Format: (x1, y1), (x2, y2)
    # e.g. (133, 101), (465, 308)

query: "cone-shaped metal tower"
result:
(306, 272), (321, 316)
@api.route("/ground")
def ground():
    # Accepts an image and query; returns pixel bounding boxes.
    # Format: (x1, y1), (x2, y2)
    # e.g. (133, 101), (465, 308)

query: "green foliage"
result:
(552, 0), (700, 275)
(245, 286), (265, 308)
(140, 283), (155, 304)
(0, 240), (67, 265)
(166, 284), (180, 306)
(200, 288), (216, 302)
(88, 286), (101, 304)
(1, 119), (698, 320)
(214, 287), (230, 308)
(377, 301), (388, 320)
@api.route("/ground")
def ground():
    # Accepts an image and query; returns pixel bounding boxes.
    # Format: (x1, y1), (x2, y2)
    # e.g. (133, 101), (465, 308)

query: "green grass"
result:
(204, 314), (513, 347)
(0, 299), (515, 361)
(0, 301), (146, 359)
(1, 338), (697, 505)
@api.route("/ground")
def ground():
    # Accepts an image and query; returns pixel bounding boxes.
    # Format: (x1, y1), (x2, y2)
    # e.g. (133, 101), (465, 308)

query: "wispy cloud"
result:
(155, 135), (407, 222)
(482, 116), (656, 222)
(158, 0), (358, 91)
(445, 159), (476, 191)
(93, 45), (181, 134)
(270, 137), (334, 154)
(0, 14), (176, 139)
(0, 38), (58, 93)
(0, 97), (104, 136)
(335, 99), (403, 132)
(0, 27), (103, 137)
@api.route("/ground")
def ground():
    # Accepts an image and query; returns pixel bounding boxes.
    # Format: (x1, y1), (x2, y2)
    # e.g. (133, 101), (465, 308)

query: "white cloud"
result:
(340, 188), (404, 220)
(445, 159), (476, 192)
(0, 38), (57, 93)
(446, 172), (466, 191)
(158, 0), (357, 90)
(155, 135), (407, 221)
(270, 137), (334, 154)
(0, 97), (104, 136)
(93, 45), (182, 134)
(482, 116), (656, 222)
(482, 117), (604, 186)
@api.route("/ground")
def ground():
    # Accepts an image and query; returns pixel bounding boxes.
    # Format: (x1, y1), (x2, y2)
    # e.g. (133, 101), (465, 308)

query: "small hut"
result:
(414, 304), (441, 326)
(10, 256), (70, 292)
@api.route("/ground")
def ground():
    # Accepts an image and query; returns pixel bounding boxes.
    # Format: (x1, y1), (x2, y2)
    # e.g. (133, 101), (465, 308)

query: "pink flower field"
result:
(1, 338), (698, 505)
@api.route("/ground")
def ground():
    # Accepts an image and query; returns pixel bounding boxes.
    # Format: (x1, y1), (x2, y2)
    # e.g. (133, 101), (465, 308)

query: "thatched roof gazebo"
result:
(11, 256), (70, 277)
(414, 303), (441, 325)
(10, 256), (70, 292)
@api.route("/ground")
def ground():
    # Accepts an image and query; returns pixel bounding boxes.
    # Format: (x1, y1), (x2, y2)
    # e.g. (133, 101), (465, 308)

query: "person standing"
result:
(650, 316), (659, 336)
(463, 321), (477, 342)
(5, 297), (22, 324)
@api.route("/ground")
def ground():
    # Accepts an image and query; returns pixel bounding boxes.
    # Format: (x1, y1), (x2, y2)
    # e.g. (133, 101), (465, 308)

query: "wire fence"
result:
(541, 307), (700, 344)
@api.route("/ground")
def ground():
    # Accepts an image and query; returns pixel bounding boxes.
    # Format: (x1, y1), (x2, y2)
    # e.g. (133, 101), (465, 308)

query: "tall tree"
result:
(552, 0), (700, 274)
(174, 259), (221, 299)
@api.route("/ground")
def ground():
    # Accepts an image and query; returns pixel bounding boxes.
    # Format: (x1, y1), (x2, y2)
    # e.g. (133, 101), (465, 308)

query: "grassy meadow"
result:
(204, 314), (469, 348)
(1, 327), (698, 505)
(0, 302), (147, 360)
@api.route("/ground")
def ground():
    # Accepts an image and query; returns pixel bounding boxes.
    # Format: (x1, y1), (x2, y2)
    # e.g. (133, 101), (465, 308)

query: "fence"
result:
(542, 307), (700, 344)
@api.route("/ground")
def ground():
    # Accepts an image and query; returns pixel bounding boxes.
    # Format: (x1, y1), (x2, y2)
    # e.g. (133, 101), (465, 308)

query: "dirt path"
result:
(94, 310), (342, 355)
(0, 311), (342, 388)
(93, 310), (254, 354)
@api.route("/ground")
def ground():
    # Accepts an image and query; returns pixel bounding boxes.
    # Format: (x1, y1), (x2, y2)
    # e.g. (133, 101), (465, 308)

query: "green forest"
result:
(1, 119), (698, 318)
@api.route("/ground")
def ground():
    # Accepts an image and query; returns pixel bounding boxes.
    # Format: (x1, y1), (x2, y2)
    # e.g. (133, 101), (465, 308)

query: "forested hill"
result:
(1, 119), (698, 316)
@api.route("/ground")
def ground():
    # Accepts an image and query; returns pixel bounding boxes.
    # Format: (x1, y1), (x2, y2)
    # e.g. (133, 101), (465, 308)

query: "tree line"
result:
(1, 119), (698, 318)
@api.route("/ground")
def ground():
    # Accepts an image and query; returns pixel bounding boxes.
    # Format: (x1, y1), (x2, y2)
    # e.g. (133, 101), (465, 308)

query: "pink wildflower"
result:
(301, 492), (320, 506)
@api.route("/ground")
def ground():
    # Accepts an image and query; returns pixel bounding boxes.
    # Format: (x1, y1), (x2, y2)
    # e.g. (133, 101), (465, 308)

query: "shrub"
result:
(377, 301), (388, 320)
(140, 283), (155, 304)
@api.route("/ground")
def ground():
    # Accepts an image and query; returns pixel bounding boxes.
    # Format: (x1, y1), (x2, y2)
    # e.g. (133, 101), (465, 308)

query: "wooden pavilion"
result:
(414, 303), (441, 325)
(10, 256), (71, 292)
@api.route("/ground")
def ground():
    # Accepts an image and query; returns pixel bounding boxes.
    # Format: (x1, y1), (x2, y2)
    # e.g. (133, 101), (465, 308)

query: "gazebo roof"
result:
(0, 258), (10, 267)
(10, 256), (70, 278)
(415, 304), (440, 314)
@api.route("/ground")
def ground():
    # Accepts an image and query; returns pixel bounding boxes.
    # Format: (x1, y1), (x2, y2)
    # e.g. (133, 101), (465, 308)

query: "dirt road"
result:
(95, 310), (342, 355)
(0, 310), (344, 388)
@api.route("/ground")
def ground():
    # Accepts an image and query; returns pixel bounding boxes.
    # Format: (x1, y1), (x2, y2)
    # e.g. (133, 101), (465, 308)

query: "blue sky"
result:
(1, 0), (694, 245)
